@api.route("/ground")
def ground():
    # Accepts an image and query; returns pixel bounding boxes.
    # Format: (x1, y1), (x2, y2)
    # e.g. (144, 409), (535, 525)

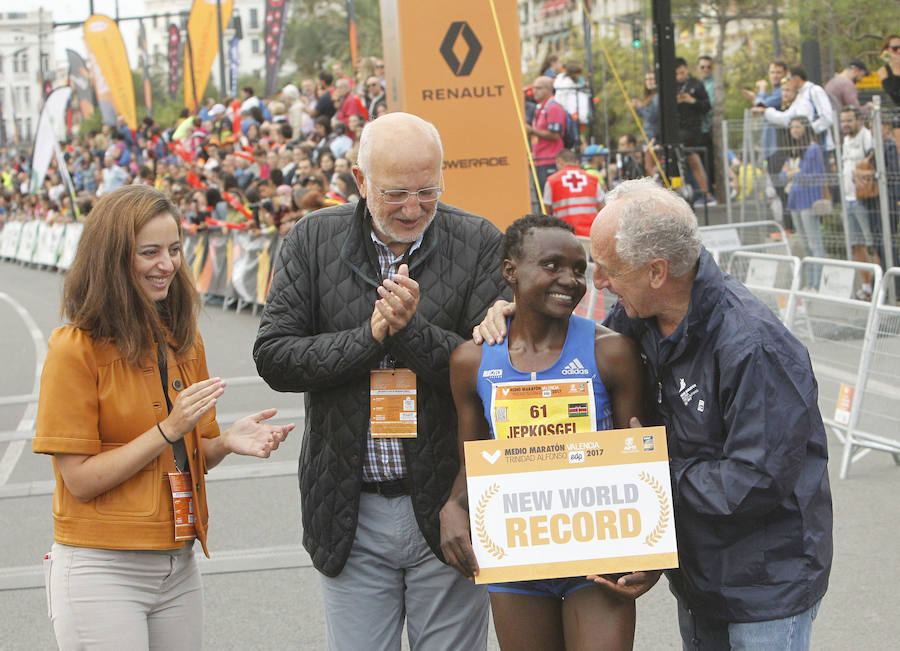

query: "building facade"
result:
(0, 9), (55, 146)
(142, 0), (293, 98)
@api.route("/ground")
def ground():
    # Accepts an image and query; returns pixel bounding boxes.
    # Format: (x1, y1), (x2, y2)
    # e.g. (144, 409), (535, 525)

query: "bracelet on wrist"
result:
(157, 422), (174, 444)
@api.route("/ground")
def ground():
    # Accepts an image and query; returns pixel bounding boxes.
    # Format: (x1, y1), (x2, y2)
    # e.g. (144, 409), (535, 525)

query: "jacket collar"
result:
(339, 198), (440, 286)
(634, 247), (723, 358)
(682, 247), (725, 337)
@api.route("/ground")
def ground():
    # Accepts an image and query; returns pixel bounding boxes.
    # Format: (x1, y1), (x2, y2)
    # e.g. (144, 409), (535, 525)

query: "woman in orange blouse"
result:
(33, 185), (293, 650)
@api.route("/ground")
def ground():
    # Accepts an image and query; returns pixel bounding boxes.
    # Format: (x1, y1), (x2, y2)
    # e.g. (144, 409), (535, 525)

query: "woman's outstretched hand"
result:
(223, 408), (294, 458)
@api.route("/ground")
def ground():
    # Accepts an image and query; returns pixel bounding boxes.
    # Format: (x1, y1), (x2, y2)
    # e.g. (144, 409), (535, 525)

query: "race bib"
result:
(490, 379), (595, 439)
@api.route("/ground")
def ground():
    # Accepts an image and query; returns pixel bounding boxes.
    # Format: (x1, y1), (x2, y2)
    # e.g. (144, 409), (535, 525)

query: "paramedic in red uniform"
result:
(542, 149), (606, 236)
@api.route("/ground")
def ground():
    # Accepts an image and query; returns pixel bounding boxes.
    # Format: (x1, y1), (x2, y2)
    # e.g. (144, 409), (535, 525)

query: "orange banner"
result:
(83, 15), (136, 130)
(185, 0), (234, 111)
(380, 0), (529, 232)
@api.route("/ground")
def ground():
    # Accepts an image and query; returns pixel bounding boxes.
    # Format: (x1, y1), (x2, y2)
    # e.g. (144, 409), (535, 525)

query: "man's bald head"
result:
(356, 112), (443, 175)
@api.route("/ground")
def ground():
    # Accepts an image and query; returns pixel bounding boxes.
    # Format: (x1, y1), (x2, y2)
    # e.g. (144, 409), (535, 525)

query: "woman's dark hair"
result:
(539, 54), (559, 74)
(62, 185), (198, 366)
(788, 116), (815, 158)
(205, 188), (222, 206)
(315, 115), (332, 136)
(880, 34), (900, 54)
(500, 214), (575, 263)
(334, 172), (356, 197)
(221, 173), (239, 191)
(270, 168), (284, 186)
(319, 150), (335, 171)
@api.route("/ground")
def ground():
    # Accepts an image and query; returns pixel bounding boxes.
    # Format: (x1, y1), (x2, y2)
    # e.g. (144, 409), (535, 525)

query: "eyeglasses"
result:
(371, 179), (443, 204)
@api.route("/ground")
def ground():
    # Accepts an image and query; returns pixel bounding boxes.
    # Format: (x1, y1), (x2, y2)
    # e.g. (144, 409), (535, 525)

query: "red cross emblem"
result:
(561, 170), (588, 193)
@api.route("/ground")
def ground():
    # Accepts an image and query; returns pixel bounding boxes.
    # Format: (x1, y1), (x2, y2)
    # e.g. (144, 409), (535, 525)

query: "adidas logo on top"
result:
(561, 358), (590, 375)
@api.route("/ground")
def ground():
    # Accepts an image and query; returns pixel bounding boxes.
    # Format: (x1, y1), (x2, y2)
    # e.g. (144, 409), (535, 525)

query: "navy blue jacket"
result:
(605, 248), (832, 622)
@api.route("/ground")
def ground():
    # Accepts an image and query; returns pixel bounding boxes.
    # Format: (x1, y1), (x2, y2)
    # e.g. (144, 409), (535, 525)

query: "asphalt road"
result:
(1, 259), (898, 650)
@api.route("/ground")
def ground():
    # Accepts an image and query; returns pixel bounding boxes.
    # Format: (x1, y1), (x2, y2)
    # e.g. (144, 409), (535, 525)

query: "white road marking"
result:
(0, 292), (46, 487)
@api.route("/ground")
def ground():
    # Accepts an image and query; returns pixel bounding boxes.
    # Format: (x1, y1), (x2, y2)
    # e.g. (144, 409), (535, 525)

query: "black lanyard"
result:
(157, 345), (188, 472)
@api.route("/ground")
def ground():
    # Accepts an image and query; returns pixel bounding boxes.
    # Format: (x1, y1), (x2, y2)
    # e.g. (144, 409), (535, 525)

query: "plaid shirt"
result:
(361, 229), (424, 482)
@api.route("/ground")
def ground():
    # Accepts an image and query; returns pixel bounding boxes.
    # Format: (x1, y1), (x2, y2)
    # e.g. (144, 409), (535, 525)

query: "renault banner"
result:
(83, 15), (136, 130)
(380, 0), (529, 231)
(185, 0), (234, 111)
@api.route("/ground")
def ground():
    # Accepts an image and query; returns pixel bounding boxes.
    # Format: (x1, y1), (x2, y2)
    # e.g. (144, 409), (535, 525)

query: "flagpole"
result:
(216, 0), (227, 96)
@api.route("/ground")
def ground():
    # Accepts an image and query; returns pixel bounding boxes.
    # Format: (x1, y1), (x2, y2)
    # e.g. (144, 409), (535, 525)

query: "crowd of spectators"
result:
(528, 41), (899, 287)
(0, 57), (388, 238)
(3, 38), (899, 273)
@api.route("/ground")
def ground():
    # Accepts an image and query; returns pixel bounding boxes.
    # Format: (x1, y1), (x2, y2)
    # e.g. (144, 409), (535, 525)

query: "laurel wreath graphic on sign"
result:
(474, 483), (507, 560)
(638, 472), (670, 547)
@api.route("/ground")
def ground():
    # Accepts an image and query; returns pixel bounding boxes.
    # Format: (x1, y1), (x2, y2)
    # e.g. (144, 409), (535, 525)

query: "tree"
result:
(283, 0), (383, 76)
(672, 0), (774, 197)
(783, 0), (895, 80)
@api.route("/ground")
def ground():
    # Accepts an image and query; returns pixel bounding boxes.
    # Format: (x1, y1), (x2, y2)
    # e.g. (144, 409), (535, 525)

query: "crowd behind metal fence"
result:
(724, 102), (900, 301)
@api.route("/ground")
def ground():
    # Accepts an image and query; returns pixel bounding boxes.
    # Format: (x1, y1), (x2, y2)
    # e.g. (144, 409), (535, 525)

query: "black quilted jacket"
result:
(253, 199), (508, 576)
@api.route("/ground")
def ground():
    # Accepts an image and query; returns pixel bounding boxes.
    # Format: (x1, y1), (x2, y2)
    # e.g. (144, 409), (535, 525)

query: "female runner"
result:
(441, 214), (652, 650)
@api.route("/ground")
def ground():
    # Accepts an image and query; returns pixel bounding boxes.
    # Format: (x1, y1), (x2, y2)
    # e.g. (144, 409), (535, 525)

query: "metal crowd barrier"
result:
(699, 220), (790, 270)
(835, 267), (900, 478)
(726, 251), (801, 323)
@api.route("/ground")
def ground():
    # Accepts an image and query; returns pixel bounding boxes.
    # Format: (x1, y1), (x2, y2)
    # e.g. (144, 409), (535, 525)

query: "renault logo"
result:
(440, 21), (482, 77)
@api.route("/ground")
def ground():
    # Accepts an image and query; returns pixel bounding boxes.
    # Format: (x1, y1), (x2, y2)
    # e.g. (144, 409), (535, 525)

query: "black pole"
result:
(653, 0), (681, 184)
(772, 3), (781, 58)
(582, 7), (594, 145)
(186, 32), (199, 112)
(216, 0), (226, 98)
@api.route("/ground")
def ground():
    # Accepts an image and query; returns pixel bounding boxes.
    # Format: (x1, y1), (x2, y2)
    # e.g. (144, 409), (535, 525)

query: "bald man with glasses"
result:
(255, 112), (507, 650)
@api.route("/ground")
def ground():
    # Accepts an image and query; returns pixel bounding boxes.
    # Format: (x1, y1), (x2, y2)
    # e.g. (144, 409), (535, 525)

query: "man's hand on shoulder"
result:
(471, 300), (516, 345)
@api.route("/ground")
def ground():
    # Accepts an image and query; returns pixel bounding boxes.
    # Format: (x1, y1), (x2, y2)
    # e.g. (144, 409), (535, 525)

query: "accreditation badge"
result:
(167, 471), (196, 541)
(370, 368), (417, 438)
(490, 379), (596, 439)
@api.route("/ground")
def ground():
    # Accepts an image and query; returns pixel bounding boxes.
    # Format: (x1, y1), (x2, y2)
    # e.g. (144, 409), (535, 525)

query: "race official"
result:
(592, 180), (833, 648)
(253, 112), (507, 650)
(542, 148), (605, 236)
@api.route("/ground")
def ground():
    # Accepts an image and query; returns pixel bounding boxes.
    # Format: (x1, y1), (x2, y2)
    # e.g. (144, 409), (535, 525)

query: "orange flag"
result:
(83, 15), (136, 130)
(184, 0), (234, 111)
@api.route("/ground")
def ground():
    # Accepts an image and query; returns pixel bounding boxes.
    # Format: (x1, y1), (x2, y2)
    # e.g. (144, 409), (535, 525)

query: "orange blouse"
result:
(33, 326), (220, 557)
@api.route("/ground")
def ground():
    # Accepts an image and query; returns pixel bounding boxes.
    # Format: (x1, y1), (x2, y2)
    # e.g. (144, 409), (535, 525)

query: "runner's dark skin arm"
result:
(440, 341), (491, 579)
(590, 326), (662, 598)
(594, 325), (646, 429)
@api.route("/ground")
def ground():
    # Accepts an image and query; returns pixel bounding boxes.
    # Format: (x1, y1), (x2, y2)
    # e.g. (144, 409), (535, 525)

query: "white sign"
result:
(465, 427), (678, 584)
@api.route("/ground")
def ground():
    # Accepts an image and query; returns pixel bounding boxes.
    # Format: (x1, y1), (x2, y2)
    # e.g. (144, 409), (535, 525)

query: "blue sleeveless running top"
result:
(476, 315), (613, 437)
